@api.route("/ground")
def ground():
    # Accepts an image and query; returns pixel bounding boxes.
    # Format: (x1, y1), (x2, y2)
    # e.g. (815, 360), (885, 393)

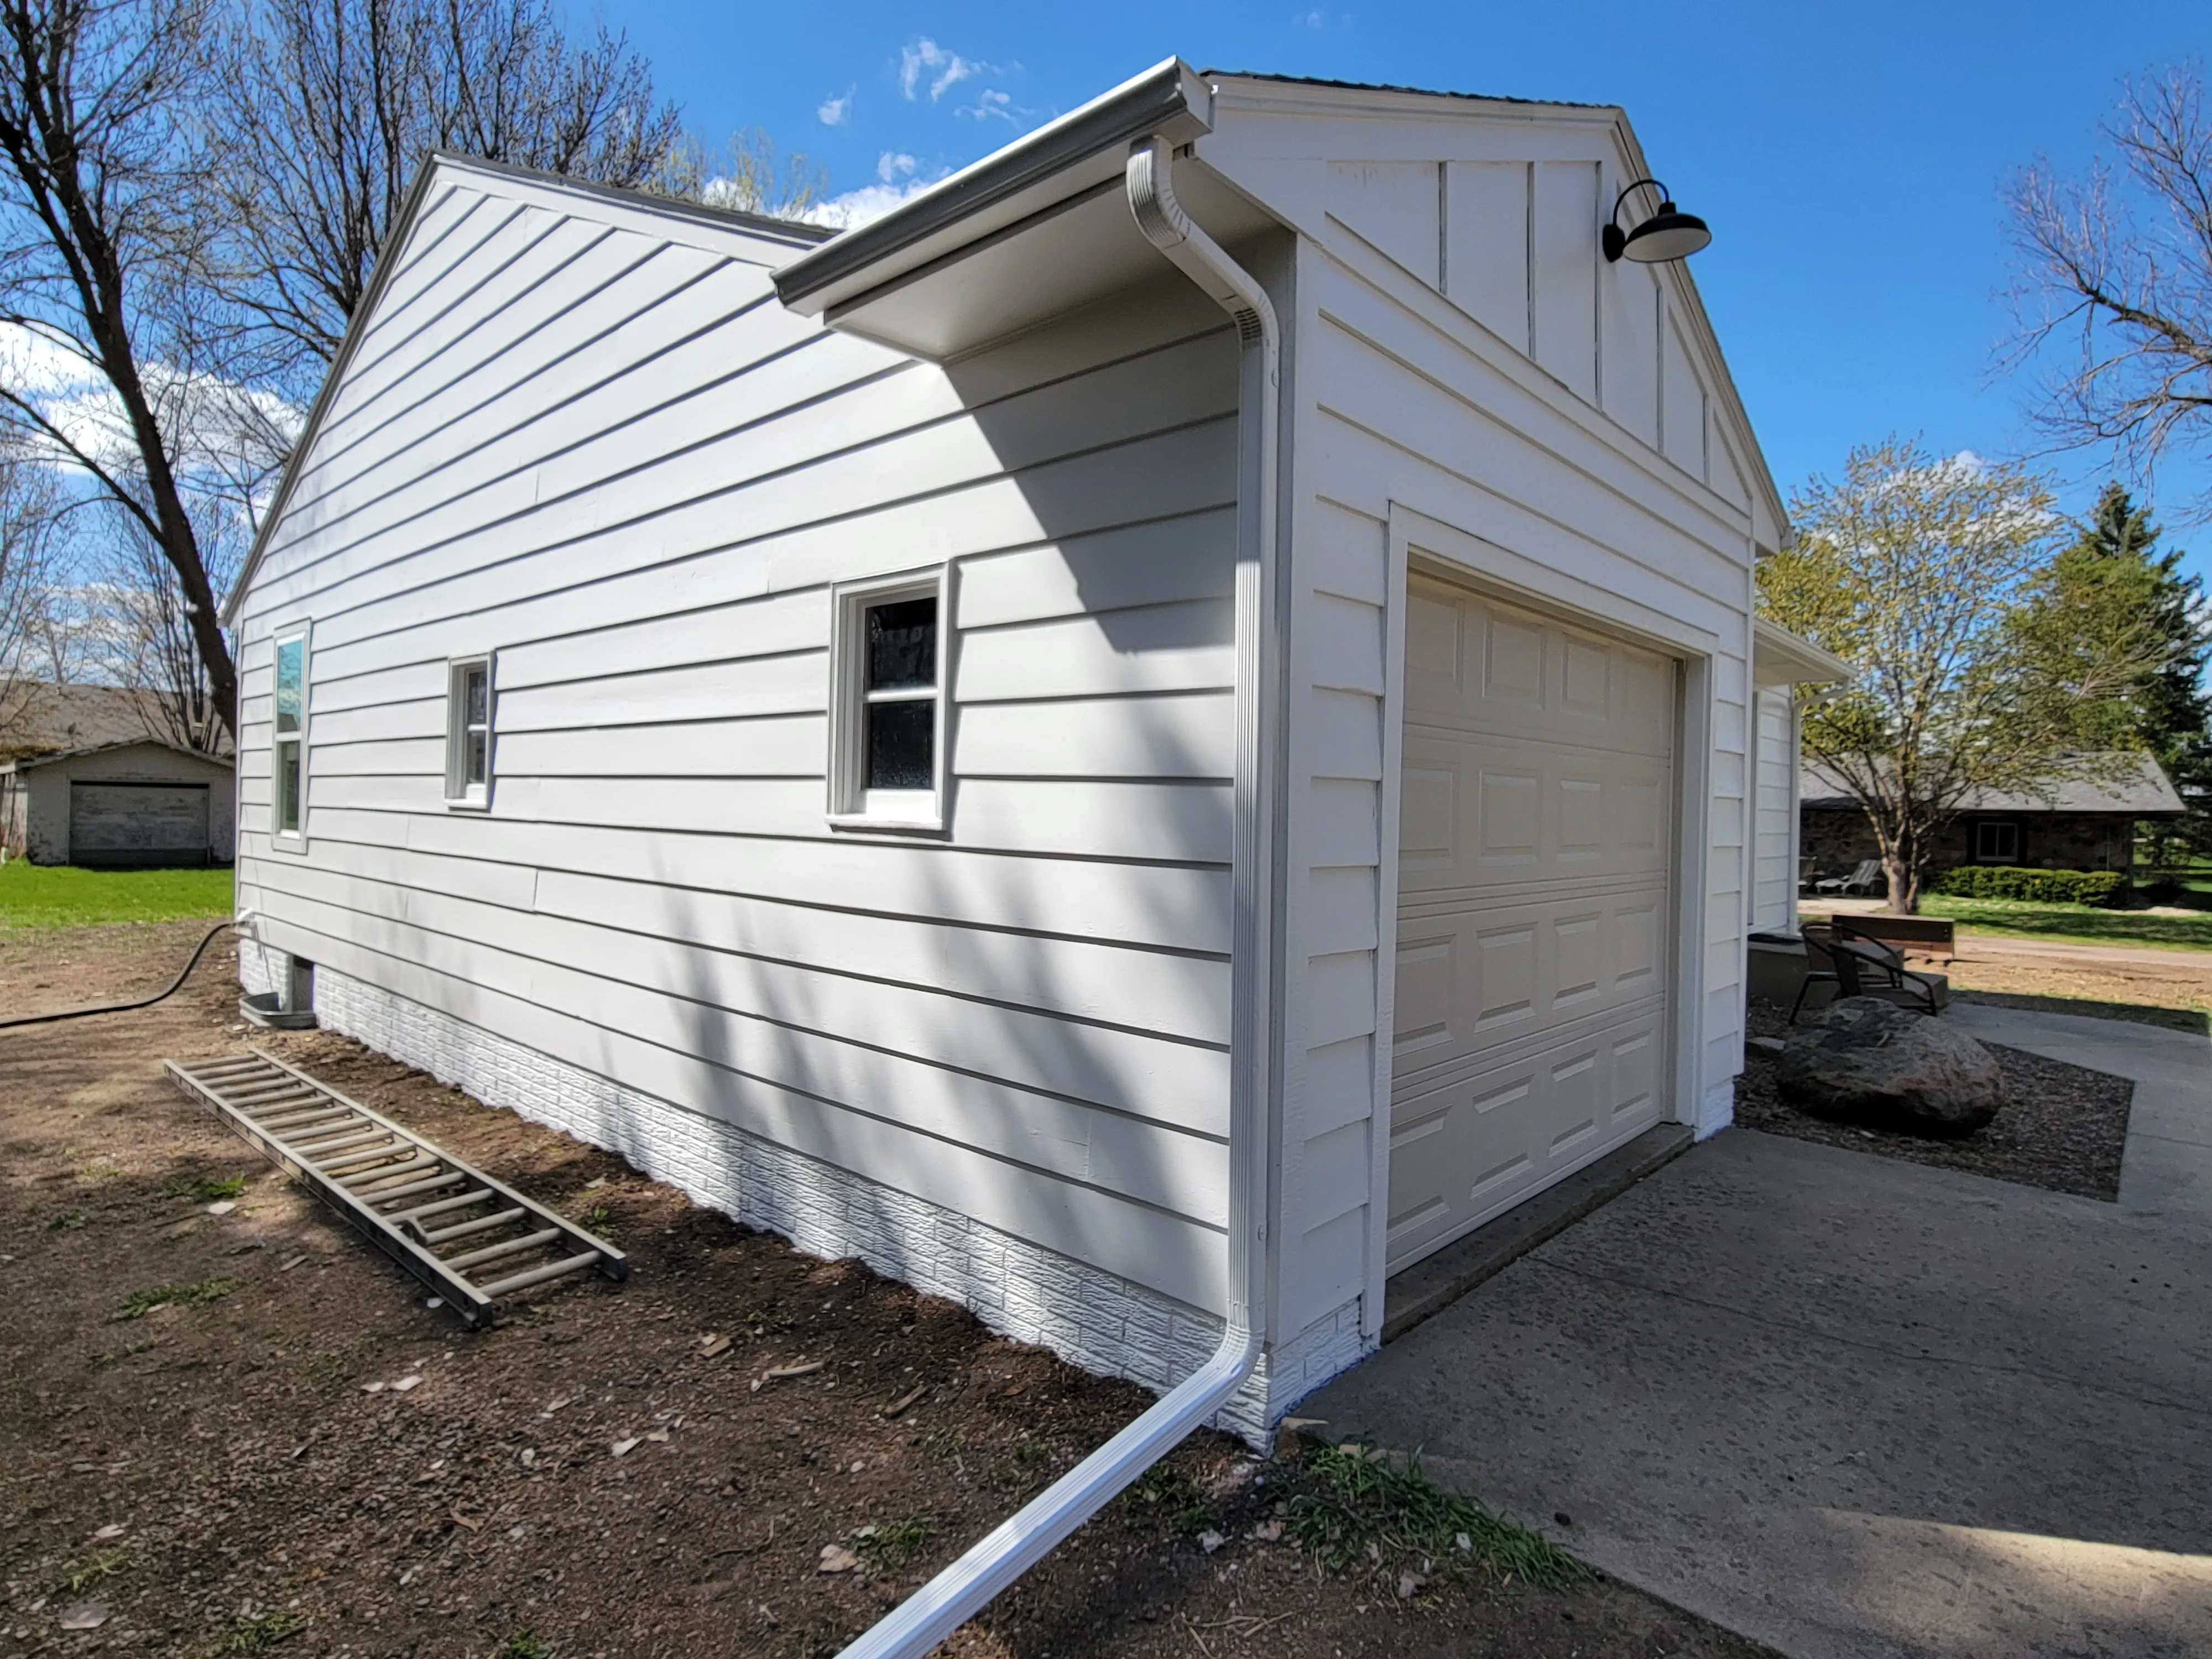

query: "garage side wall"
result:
(230, 166), (1275, 1430)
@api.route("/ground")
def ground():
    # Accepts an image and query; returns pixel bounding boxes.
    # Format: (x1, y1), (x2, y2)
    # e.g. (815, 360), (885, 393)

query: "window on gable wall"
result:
(445, 656), (493, 808)
(828, 571), (948, 830)
(272, 630), (307, 841)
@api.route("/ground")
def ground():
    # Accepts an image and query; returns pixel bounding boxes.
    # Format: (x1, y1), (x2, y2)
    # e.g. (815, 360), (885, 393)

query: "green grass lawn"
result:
(0, 862), (234, 928)
(1919, 893), (2212, 952)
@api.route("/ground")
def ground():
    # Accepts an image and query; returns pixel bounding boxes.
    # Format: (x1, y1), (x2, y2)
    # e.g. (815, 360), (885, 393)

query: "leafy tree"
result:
(1761, 439), (2178, 912)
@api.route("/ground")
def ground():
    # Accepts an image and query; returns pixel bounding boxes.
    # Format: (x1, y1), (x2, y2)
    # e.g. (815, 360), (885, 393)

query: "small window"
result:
(1975, 821), (2018, 863)
(272, 629), (308, 842)
(828, 571), (948, 829)
(445, 656), (493, 807)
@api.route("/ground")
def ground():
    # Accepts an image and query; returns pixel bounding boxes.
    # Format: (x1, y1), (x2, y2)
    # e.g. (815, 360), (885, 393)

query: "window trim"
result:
(1974, 819), (2020, 863)
(443, 653), (496, 810)
(826, 566), (952, 833)
(269, 623), (311, 851)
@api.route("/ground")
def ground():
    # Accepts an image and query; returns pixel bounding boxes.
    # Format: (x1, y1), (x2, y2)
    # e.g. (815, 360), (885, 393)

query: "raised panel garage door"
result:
(70, 781), (210, 867)
(1387, 573), (1674, 1274)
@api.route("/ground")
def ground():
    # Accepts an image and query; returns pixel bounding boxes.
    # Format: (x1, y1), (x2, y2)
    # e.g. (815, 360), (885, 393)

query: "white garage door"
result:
(70, 781), (210, 867)
(1387, 574), (1675, 1274)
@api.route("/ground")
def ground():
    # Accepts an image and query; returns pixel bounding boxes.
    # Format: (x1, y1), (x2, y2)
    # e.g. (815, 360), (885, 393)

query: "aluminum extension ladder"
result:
(165, 1048), (626, 1325)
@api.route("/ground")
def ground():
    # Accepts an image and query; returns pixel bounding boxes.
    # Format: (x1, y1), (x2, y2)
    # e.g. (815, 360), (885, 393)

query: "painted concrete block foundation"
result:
(250, 950), (1365, 1443)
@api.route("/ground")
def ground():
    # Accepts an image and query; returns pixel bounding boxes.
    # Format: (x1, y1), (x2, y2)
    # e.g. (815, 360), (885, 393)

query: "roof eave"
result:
(774, 57), (1214, 317)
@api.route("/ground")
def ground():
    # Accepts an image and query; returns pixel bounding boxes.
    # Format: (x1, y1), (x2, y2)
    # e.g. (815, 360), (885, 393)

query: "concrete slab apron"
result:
(1945, 1000), (2212, 1221)
(1301, 1130), (2212, 1659)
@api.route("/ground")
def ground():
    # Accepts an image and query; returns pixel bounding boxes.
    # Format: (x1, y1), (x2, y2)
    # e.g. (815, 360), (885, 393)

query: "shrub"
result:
(1933, 865), (2126, 906)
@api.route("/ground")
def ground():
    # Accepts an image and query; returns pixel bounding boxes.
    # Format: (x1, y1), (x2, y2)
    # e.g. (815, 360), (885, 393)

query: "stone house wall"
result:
(1801, 808), (2143, 881)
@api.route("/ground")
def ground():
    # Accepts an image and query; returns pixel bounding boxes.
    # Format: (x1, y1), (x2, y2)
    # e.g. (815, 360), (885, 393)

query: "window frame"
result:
(1974, 819), (2020, 863)
(826, 566), (952, 833)
(269, 623), (311, 851)
(443, 653), (496, 810)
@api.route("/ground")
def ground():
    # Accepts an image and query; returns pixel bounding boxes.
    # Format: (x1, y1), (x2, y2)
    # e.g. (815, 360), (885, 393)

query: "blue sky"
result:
(600, 0), (2211, 562)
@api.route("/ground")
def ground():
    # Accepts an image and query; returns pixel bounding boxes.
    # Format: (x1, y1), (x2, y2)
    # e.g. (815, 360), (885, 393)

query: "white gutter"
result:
(832, 133), (1283, 1659)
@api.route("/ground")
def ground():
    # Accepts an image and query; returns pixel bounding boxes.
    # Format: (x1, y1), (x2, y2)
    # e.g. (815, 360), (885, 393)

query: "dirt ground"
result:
(1739, 1000), (2133, 1200)
(1943, 950), (2212, 1025)
(2, 922), (1776, 1659)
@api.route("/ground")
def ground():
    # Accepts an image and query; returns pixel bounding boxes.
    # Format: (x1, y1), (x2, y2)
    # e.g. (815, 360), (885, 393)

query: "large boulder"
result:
(1776, 997), (2004, 1137)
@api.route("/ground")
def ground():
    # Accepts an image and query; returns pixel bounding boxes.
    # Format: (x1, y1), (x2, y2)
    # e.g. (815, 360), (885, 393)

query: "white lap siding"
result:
(1750, 686), (1797, 932)
(234, 167), (1245, 1344)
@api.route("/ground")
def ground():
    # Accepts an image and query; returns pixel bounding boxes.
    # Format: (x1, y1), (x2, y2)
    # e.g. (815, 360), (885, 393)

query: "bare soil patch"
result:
(1943, 951), (2212, 1025)
(1738, 1001), (2132, 1200)
(2, 924), (1776, 1659)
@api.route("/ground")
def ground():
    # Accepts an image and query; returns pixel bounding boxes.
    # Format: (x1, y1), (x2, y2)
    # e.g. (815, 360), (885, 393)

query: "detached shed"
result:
(0, 739), (235, 867)
(225, 60), (1794, 1438)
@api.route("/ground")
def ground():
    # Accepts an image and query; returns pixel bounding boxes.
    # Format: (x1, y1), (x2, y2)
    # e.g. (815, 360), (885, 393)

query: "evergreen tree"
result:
(2022, 485), (2211, 864)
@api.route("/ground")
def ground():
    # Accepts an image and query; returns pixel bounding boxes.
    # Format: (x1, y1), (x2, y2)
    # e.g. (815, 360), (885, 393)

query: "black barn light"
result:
(1602, 177), (1712, 263)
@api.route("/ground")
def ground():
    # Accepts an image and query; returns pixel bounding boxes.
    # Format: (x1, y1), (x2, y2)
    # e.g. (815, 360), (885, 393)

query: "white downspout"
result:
(831, 133), (1282, 1659)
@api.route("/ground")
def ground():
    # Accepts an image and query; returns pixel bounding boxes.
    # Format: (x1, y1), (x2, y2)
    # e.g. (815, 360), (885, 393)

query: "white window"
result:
(271, 628), (309, 844)
(827, 570), (949, 830)
(1975, 820), (2019, 863)
(445, 655), (494, 808)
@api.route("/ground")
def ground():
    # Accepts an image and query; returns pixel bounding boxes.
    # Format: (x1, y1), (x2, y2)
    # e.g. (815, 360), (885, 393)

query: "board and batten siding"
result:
(1208, 90), (1765, 1360)
(233, 164), (1246, 1322)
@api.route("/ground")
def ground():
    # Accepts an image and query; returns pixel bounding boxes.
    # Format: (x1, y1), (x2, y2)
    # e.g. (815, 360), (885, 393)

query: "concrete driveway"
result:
(1302, 1010), (2212, 1659)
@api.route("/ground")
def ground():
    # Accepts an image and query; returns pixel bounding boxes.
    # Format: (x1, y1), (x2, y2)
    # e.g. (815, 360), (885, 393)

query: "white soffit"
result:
(1752, 618), (1850, 688)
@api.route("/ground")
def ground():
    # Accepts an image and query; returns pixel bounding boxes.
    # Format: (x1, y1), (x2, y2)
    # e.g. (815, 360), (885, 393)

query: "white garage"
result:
(1387, 575), (1676, 1271)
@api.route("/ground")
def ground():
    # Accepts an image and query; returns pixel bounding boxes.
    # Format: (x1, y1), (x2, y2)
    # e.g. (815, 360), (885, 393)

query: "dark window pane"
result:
(466, 731), (488, 786)
(464, 666), (488, 727)
(277, 743), (301, 832)
(865, 698), (934, 791)
(865, 598), (936, 691)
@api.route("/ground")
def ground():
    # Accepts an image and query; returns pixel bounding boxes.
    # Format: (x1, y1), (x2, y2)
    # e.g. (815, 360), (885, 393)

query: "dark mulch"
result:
(1737, 1001), (2132, 1201)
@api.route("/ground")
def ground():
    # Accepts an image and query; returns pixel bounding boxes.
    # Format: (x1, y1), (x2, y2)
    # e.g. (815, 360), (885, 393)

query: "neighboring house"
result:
(1800, 753), (2184, 881)
(225, 62), (1801, 1437)
(0, 739), (236, 865)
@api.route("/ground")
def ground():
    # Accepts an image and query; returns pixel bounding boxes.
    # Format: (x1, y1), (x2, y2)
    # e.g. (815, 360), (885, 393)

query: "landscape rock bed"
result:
(1, 921), (1778, 1659)
(1740, 1000), (2132, 1200)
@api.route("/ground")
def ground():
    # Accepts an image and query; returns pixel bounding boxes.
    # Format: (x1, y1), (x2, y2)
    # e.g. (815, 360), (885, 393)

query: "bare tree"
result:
(2006, 64), (2212, 507)
(0, 451), (70, 739)
(644, 127), (827, 220)
(1761, 437), (2175, 912)
(86, 506), (237, 749)
(0, 0), (243, 739)
(212, 0), (680, 388)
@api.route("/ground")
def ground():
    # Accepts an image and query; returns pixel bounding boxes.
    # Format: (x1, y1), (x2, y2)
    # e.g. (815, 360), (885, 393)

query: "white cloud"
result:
(877, 151), (919, 183)
(817, 88), (852, 126)
(900, 37), (992, 102)
(958, 88), (1018, 123)
(1296, 8), (1324, 25)
(813, 175), (943, 231)
(0, 321), (298, 487)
